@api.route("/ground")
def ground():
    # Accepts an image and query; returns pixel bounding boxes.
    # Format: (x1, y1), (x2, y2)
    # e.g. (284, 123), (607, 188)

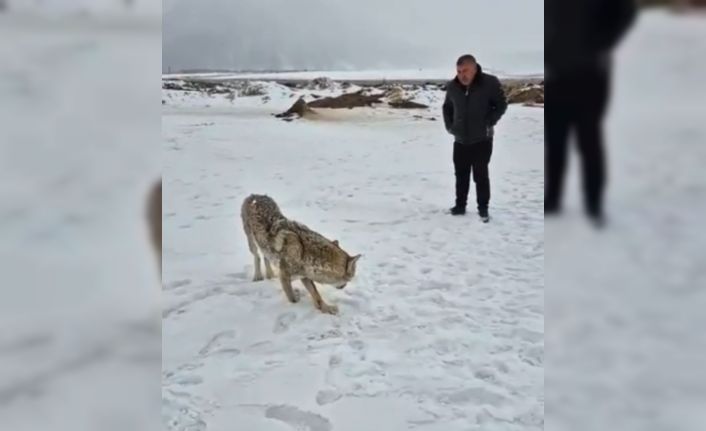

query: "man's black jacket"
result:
(442, 65), (508, 145)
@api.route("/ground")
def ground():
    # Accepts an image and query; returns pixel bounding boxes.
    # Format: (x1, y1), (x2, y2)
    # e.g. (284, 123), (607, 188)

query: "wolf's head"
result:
(319, 239), (361, 289)
(337, 251), (362, 290)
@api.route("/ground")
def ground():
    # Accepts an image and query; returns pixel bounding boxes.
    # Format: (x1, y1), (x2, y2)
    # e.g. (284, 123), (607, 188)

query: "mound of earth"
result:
(384, 87), (406, 103)
(382, 86), (429, 109)
(389, 100), (429, 109)
(308, 90), (384, 109)
(505, 84), (544, 104)
(162, 79), (229, 94)
(275, 97), (314, 120)
(162, 79), (266, 97)
(306, 77), (336, 90)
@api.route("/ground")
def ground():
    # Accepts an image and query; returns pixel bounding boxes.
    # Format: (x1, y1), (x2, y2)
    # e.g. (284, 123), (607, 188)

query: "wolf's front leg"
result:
(302, 278), (338, 315)
(264, 258), (276, 279)
(278, 267), (300, 303)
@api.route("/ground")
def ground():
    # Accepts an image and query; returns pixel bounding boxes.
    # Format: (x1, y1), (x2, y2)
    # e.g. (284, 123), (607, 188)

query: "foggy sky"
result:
(163, 0), (543, 74)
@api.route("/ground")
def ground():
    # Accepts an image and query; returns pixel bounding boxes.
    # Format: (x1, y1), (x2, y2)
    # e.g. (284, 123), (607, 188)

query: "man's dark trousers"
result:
(545, 67), (609, 215)
(453, 139), (492, 211)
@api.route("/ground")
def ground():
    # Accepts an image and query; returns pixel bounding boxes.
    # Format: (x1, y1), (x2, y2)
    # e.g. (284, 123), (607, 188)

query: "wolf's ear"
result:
(333, 239), (339, 247)
(347, 254), (362, 275)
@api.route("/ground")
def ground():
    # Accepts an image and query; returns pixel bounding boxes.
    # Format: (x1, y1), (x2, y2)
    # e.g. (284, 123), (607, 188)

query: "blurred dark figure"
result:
(545, 0), (637, 224)
(147, 180), (162, 275)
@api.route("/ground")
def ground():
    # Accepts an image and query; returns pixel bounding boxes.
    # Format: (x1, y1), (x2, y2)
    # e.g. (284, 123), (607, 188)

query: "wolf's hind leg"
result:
(302, 278), (338, 315)
(252, 255), (264, 282)
(264, 258), (276, 279)
(278, 266), (300, 303)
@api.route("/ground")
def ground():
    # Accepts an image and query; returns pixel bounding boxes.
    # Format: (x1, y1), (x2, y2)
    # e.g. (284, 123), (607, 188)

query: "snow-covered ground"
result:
(0, 10), (161, 431)
(162, 60), (544, 431)
(546, 10), (706, 431)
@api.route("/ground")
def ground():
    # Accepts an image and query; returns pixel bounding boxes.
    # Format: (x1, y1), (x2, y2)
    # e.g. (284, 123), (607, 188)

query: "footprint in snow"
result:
(438, 387), (507, 407)
(174, 375), (203, 386)
(328, 354), (342, 368)
(166, 279), (192, 290)
(198, 330), (237, 356)
(519, 345), (543, 367)
(264, 405), (332, 431)
(177, 362), (203, 372)
(273, 312), (297, 334)
(315, 390), (343, 406)
(348, 339), (365, 351)
(226, 272), (248, 281)
(493, 360), (510, 374)
(474, 368), (499, 384)
(423, 280), (452, 291)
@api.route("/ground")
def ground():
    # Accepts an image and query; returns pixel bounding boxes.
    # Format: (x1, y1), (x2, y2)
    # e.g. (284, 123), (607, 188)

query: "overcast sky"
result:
(163, 0), (543, 74)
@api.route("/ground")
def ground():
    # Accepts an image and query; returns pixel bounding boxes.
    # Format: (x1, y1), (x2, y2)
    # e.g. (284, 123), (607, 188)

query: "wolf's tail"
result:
(241, 195), (259, 255)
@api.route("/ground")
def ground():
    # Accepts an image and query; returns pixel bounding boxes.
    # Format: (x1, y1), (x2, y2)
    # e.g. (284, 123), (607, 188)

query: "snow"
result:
(0, 11), (161, 431)
(162, 71), (544, 428)
(163, 68), (543, 83)
(546, 10), (706, 431)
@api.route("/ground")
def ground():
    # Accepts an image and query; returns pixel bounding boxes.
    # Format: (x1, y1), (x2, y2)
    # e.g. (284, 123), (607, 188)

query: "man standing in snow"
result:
(443, 54), (507, 222)
(545, 0), (637, 226)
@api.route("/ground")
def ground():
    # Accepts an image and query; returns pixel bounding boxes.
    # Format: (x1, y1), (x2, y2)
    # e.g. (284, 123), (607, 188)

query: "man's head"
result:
(456, 54), (478, 86)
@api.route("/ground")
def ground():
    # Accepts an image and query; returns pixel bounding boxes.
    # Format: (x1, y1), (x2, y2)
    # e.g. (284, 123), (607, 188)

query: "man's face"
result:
(456, 61), (477, 86)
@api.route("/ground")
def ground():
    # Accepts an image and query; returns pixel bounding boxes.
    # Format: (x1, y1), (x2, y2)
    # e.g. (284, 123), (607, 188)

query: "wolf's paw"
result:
(320, 303), (339, 315)
(253, 273), (264, 282)
(288, 289), (301, 303)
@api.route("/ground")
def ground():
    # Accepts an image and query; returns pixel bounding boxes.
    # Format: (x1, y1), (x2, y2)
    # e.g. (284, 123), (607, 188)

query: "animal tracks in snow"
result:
(198, 330), (239, 357)
(315, 389), (343, 406)
(273, 312), (297, 334)
(264, 405), (333, 431)
(163, 102), (544, 430)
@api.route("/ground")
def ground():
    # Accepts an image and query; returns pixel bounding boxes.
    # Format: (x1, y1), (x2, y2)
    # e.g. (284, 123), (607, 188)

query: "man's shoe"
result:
(587, 209), (606, 229)
(545, 203), (561, 216)
(478, 208), (490, 223)
(449, 206), (466, 216)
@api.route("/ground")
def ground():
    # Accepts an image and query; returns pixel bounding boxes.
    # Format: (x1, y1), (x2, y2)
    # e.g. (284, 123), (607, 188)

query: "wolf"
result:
(241, 194), (361, 315)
